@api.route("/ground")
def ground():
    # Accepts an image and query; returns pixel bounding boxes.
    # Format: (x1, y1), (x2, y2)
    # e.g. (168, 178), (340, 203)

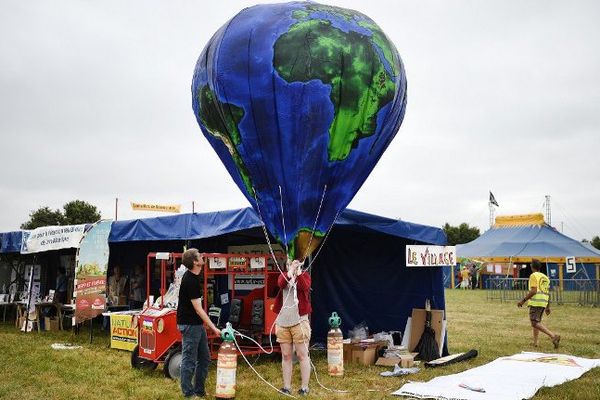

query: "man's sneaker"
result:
(298, 387), (310, 396)
(280, 387), (291, 395)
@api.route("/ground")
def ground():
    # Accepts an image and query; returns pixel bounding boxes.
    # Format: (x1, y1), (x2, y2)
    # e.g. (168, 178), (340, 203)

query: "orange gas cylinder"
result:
(327, 312), (344, 376)
(216, 323), (237, 399)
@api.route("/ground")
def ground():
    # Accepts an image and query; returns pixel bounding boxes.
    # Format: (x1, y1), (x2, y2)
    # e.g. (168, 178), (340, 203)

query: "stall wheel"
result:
(164, 346), (182, 379)
(131, 345), (158, 370)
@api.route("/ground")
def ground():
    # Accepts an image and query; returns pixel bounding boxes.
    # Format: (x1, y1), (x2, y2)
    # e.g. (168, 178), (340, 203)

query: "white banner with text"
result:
(406, 245), (456, 267)
(21, 224), (87, 254)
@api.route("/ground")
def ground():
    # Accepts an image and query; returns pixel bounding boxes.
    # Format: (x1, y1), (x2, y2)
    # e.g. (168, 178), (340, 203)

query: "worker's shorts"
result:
(529, 306), (545, 323)
(276, 319), (311, 344)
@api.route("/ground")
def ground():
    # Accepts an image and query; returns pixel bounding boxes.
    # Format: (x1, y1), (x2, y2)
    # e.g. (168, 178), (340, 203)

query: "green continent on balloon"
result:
(274, 16), (397, 161)
(358, 20), (400, 78)
(197, 85), (254, 196)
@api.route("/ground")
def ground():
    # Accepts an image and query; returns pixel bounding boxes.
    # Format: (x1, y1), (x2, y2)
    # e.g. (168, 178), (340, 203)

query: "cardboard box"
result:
(375, 357), (401, 367)
(376, 352), (418, 367)
(400, 353), (416, 368)
(348, 341), (388, 366)
(351, 344), (378, 365)
(343, 342), (353, 363)
(45, 317), (60, 331)
(408, 308), (444, 353)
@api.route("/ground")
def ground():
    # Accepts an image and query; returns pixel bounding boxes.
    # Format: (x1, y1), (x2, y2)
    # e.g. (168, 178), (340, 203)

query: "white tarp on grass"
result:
(393, 352), (600, 400)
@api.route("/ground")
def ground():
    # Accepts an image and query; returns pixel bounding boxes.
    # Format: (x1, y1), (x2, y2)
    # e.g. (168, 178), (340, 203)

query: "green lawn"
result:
(1, 290), (599, 399)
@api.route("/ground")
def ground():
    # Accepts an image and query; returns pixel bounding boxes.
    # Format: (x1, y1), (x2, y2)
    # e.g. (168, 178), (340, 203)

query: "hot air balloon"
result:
(192, 2), (407, 261)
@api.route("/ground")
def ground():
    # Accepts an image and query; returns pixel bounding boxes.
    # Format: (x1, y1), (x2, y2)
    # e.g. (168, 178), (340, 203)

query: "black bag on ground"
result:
(415, 299), (439, 362)
(425, 349), (478, 368)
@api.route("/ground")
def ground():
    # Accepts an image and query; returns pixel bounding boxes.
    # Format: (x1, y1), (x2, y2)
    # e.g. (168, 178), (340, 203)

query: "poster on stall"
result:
(74, 220), (112, 324)
(226, 244), (285, 290)
(110, 313), (138, 351)
(406, 245), (457, 267)
(21, 224), (86, 254)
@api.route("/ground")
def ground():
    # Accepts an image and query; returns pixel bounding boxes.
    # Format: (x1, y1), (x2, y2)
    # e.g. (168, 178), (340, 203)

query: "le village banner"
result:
(406, 245), (457, 267)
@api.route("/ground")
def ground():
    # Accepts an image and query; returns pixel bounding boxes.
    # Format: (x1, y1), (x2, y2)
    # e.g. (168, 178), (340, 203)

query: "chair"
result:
(60, 304), (75, 331)
(16, 304), (39, 332)
(208, 305), (222, 327)
(15, 303), (26, 329)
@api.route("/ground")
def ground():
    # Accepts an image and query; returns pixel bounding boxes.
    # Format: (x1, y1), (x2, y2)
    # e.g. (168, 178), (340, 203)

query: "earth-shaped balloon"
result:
(192, 2), (407, 259)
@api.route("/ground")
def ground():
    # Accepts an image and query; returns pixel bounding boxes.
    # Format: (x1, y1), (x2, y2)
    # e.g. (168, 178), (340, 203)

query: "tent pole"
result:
(89, 317), (93, 344)
(23, 256), (36, 333)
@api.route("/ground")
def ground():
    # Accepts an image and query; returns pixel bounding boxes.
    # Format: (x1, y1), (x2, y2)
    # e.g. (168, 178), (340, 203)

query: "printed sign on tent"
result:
(406, 245), (456, 267)
(21, 224), (86, 254)
(74, 220), (112, 324)
(130, 202), (181, 213)
(565, 256), (576, 273)
(226, 244), (284, 290)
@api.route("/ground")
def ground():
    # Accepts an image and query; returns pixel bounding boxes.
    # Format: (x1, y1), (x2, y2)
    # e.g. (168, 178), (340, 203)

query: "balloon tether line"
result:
(278, 186), (290, 257)
(300, 185), (327, 263)
(304, 209), (341, 272)
(242, 187), (350, 395)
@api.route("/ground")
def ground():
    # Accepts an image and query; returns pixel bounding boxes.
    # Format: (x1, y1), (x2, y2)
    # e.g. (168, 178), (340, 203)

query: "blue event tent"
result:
(108, 207), (447, 343)
(0, 231), (23, 253)
(2, 208), (448, 345)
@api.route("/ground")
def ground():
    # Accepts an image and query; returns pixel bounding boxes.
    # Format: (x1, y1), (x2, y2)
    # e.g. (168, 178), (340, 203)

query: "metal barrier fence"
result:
(485, 277), (600, 306)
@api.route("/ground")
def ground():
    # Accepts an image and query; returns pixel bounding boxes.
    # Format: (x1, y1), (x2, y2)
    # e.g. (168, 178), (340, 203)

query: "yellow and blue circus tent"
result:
(457, 213), (600, 284)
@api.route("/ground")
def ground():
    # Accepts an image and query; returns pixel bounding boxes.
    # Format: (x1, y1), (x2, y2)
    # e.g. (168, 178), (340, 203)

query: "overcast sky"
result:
(1, 0), (599, 241)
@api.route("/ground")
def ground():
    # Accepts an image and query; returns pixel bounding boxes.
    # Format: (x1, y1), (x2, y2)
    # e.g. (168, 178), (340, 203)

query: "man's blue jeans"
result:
(178, 324), (210, 397)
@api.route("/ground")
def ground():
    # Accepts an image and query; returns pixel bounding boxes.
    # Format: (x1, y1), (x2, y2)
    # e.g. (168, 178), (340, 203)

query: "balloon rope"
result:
(301, 185), (327, 263)
(251, 186), (284, 273)
(298, 318), (349, 394)
(250, 187), (299, 297)
(279, 185), (290, 257)
(304, 210), (341, 272)
(231, 332), (298, 399)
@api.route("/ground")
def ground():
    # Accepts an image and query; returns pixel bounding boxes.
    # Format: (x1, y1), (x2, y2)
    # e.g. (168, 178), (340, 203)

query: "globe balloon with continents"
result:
(192, 2), (407, 260)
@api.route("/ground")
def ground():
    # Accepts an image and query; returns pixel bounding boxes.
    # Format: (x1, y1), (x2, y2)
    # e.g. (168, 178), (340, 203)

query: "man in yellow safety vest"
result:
(517, 259), (560, 348)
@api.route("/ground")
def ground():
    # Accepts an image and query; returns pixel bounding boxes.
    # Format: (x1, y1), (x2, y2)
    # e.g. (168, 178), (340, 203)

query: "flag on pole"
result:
(489, 191), (499, 207)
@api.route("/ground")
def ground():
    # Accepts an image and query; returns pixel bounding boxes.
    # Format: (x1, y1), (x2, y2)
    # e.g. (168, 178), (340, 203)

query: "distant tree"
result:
(63, 200), (101, 225)
(443, 222), (480, 246)
(20, 207), (65, 229)
(591, 236), (600, 250)
(21, 200), (101, 229)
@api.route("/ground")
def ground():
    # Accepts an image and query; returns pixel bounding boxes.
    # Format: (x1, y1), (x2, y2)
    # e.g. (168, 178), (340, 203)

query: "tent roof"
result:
(108, 207), (447, 245)
(457, 217), (600, 263)
(0, 231), (23, 253)
(1, 208), (445, 252)
(582, 242), (600, 256)
(108, 208), (262, 243)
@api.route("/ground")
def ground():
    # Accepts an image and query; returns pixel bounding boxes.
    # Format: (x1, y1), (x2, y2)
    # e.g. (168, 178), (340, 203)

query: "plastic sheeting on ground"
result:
(393, 352), (600, 399)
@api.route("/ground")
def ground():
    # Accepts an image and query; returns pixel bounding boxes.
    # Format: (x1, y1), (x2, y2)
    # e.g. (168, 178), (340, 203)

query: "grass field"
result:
(1, 290), (599, 399)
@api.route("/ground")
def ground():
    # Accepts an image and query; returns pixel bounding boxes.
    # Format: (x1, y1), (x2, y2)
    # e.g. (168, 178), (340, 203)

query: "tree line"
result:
(20, 200), (101, 229)
(17, 202), (600, 251)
